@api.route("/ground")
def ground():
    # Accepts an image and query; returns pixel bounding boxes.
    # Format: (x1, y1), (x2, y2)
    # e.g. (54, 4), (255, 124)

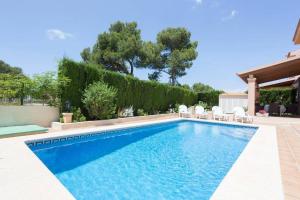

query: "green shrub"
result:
(174, 103), (180, 113)
(197, 91), (222, 109)
(59, 58), (198, 118)
(71, 107), (86, 122)
(259, 88), (296, 106)
(137, 109), (147, 116)
(82, 82), (117, 119)
(197, 101), (208, 109)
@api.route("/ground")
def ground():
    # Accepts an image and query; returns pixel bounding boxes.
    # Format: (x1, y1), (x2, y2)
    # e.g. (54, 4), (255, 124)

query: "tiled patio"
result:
(253, 117), (300, 200)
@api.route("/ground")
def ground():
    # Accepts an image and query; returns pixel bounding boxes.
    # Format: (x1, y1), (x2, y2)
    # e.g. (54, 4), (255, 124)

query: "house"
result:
(237, 19), (300, 115)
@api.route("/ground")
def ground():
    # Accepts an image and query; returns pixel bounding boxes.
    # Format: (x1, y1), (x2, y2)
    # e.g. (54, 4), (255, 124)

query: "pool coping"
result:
(207, 120), (284, 200)
(0, 118), (283, 199)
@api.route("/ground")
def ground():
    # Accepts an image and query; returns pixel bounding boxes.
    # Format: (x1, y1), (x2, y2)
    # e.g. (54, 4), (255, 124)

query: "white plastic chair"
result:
(212, 106), (229, 121)
(212, 106), (219, 113)
(233, 107), (244, 120)
(195, 105), (208, 119)
(233, 106), (253, 123)
(178, 105), (192, 118)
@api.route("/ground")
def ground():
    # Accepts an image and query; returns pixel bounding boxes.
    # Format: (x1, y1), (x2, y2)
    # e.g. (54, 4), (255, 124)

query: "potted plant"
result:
(62, 100), (73, 123)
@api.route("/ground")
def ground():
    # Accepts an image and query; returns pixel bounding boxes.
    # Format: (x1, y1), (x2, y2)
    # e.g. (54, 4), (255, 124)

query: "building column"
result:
(247, 75), (257, 116)
(297, 78), (300, 115)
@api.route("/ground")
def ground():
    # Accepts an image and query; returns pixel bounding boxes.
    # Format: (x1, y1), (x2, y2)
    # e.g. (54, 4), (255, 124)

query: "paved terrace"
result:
(253, 116), (300, 200)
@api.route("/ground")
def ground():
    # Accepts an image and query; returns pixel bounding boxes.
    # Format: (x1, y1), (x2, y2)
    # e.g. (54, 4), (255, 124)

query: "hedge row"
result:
(58, 58), (198, 115)
(197, 91), (222, 109)
(259, 88), (296, 106)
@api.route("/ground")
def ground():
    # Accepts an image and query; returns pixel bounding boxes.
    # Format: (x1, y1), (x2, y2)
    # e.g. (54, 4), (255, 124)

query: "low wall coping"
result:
(51, 113), (178, 131)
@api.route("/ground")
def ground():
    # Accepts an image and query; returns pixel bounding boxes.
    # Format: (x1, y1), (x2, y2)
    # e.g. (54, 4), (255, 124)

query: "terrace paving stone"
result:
(253, 116), (300, 199)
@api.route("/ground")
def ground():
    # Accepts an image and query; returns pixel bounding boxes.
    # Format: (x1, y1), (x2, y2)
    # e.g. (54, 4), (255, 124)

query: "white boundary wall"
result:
(219, 93), (248, 113)
(0, 105), (59, 127)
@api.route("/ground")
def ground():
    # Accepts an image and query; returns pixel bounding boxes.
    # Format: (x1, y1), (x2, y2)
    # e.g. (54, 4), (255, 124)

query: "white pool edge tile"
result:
(211, 124), (284, 200)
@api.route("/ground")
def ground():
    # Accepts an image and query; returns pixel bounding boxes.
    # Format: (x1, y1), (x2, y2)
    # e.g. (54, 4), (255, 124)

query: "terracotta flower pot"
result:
(62, 113), (73, 123)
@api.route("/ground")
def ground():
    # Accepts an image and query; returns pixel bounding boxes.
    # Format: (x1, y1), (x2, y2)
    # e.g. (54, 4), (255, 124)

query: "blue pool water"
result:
(29, 120), (257, 200)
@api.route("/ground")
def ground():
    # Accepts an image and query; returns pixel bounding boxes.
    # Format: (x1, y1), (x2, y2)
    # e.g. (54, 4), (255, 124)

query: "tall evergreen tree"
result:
(142, 28), (198, 85)
(81, 21), (144, 75)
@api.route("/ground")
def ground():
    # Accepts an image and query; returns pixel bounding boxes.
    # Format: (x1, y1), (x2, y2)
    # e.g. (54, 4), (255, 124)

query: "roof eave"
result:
(236, 56), (300, 84)
(236, 72), (248, 83)
(293, 19), (300, 44)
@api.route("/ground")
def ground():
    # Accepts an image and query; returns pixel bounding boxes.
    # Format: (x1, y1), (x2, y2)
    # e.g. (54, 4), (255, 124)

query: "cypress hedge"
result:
(197, 91), (222, 109)
(58, 58), (197, 116)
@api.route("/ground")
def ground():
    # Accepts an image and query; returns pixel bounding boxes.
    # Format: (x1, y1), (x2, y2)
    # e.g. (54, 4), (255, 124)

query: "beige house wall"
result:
(0, 105), (59, 127)
(219, 94), (248, 113)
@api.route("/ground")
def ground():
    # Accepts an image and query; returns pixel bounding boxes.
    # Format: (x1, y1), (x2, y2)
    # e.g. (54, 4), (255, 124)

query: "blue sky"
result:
(0, 0), (299, 91)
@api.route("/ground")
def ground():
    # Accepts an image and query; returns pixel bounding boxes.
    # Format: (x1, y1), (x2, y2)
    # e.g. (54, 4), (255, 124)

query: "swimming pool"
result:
(28, 120), (257, 200)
